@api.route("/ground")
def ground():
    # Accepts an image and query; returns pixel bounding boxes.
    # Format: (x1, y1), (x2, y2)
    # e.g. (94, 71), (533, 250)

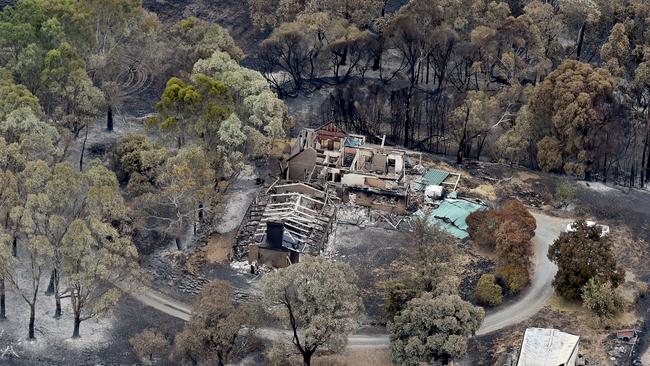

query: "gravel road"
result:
(128, 212), (571, 348)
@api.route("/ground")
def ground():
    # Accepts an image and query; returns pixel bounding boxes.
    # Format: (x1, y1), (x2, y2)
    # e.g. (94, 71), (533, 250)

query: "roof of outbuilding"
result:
(415, 198), (486, 239)
(517, 328), (580, 366)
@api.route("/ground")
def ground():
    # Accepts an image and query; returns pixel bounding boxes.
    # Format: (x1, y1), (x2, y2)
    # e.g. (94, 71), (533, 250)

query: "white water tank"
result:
(425, 185), (444, 201)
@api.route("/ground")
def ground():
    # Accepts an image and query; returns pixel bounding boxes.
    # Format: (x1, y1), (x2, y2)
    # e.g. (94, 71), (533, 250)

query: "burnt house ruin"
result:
(234, 182), (337, 268)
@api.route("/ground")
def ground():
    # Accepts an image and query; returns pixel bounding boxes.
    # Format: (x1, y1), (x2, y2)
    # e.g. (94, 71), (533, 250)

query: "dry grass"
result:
(547, 294), (582, 312)
(185, 232), (235, 272)
(470, 184), (498, 201)
(514, 171), (542, 182)
(611, 226), (650, 279)
(203, 232), (234, 263)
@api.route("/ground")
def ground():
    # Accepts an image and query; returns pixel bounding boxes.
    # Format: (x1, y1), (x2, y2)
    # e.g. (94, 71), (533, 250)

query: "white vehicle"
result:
(565, 220), (610, 236)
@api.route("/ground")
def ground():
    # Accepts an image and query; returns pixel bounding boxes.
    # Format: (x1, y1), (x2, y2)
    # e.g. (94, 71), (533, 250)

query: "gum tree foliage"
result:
(0, 2), (104, 139)
(29, 162), (121, 322)
(0, 128), (58, 329)
(600, 23), (630, 78)
(13, 160), (138, 337)
(151, 50), (288, 178)
(388, 293), (484, 366)
(150, 74), (232, 148)
(528, 60), (616, 179)
(262, 256), (363, 366)
(0, 235), (12, 319)
(0, 69), (61, 162)
(167, 16), (244, 75)
(130, 328), (169, 363)
(5, 233), (53, 339)
(0, 0), (91, 92)
(548, 220), (625, 301)
(2, 159), (55, 339)
(137, 145), (214, 250)
(193, 51), (289, 164)
(173, 281), (259, 366)
(384, 219), (460, 321)
(80, 0), (162, 131)
(56, 162), (139, 338)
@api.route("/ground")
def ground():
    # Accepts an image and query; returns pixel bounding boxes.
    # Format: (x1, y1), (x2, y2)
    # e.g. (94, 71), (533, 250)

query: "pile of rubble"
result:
(233, 182), (337, 268)
(145, 253), (210, 296)
(605, 329), (641, 366)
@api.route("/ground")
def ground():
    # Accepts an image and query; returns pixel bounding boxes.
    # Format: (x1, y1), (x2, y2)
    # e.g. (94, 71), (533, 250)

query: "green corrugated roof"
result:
(415, 199), (486, 239)
(423, 169), (450, 185)
(413, 169), (450, 191)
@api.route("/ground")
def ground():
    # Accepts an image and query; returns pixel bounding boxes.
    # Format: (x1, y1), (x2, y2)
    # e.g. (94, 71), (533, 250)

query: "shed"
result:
(616, 329), (637, 341)
(413, 168), (461, 192)
(517, 328), (580, 366)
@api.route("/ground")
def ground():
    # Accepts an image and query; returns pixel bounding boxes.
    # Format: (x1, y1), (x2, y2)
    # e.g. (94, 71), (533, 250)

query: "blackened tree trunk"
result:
(46, 269), (55, 295)
(54, 269), (61, 318)
(28, 304), (35, 339)
(72, 312), (81, 338)
(575, 22), (586, 61)
(372, 44), (382, 71)
(303, 350), (314, 366)
(0, 277), (5, 319)
(11, 237), (16, 257)
(79, 124), (89, 171)
(106, 105), (113, 132)
(340, 46), (348, 66)
(456, 108), (471, 164)
(645, 123), (650, 183)
(456, 138), (465, 164)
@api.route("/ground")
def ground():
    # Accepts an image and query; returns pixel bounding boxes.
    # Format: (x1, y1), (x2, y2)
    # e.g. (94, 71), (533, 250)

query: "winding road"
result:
(477, 212), (570, 335)
(128, 212), (570, 348)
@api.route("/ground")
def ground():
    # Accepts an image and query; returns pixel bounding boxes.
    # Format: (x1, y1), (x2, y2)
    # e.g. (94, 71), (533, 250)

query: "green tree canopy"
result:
(548, 220), (625, 301)
(388, 293), (484, 366)
(262, 256), (363, 366)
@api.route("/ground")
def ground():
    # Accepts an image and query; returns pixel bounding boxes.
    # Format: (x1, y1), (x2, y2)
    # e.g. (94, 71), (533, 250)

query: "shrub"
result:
(496, 266), (530, 294)
(129, 328), (168, 362)
(475, 274), (503, 306)
(555, 181), (576, 208)
(582, 277), (624, 323)
(466, 210), (500, 250)
(499, 200), (536, 238)
(384, 280), (418, 322)
(495, 221), (533, 269)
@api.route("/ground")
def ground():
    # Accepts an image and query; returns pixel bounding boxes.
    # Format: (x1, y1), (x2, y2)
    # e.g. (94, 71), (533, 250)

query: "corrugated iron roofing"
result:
(412, 168), (450, 191)
(415, 198), (486, 239)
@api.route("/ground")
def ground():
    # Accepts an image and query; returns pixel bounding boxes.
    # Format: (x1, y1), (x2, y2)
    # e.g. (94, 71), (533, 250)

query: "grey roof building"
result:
(517, 328), (580, 366)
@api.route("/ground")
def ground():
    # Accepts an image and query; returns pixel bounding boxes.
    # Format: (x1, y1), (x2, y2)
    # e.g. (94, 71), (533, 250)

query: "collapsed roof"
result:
(415, 198), (486, 239)
(233, 183), (336, 259)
